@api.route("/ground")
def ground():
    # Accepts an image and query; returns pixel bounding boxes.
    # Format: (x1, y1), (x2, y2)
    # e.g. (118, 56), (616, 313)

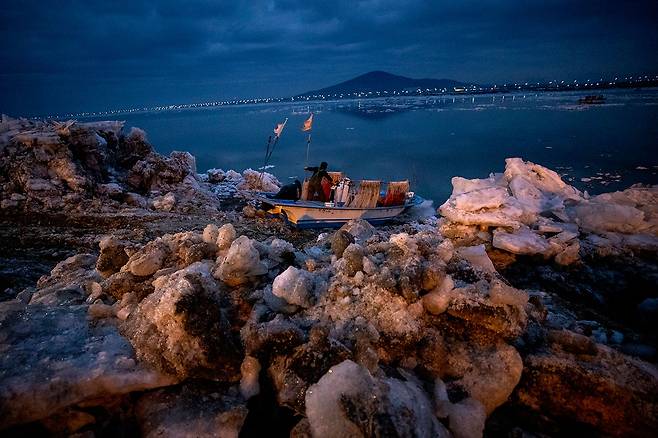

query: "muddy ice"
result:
(1, 117), (657, 437)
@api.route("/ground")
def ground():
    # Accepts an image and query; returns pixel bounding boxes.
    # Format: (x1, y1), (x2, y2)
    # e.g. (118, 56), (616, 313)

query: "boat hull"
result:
(255, 194), (422, 229)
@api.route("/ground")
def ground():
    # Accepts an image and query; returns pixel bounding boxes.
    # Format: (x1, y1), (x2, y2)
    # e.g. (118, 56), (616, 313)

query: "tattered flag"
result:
(302, 113), (313, 132)
(273, 118), (288, 138)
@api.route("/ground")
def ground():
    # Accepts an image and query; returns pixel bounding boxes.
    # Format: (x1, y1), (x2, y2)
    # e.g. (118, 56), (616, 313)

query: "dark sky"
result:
(2, 0), (657, 117)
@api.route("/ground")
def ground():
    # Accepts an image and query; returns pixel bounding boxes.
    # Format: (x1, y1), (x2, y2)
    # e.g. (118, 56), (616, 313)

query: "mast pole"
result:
(259, 135), (273, 186)
(305, 133), (311, 168)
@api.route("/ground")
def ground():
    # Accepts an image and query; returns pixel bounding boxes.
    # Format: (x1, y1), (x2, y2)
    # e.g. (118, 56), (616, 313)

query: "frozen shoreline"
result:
(1, 116), (657, 436)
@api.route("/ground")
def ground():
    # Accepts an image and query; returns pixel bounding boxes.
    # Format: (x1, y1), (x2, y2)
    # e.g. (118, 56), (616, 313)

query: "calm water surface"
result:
(97, 89), (658, 203)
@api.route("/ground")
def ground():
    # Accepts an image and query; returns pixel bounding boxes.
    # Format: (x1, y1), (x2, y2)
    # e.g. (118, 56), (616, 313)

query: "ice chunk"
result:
(573, 202), (648, 234)
(331, 230), (354, 258)
(489, 279), (528, 307)
(340, 243), (365, 276)
(390, 233), (418, 254)
(549, 230), (579, 245)
(202, 224), (219, 245)
(503, 157), (582, 201)
(423, 290), (452, 315)
(124, 240), (170, 277)
(268, 238), (295, 263)
(239, 356), (261, 399)
(445, 342), (523, 415)
(445, 398), (486, 438)
(492, 227), (550, 255)
(453, 186), (509, 212)
(306, 360), (448, 438)
(207, 168), (226, 183)
(439, 196), (530, 228)
(237, 168), (280, 192)
(455, 244), (497, 273)
(508, 175), (553, 214)
(554, 241), (580, 266)
(0, 303), (174, 428)
(214, 236), (267, 286)
(272, 266), (315, 308)
(123, 262), (241, 379)
(152, 192), (176, 211)
(340, 219), (376, 243)
(216, 223), (237, 250)
(305, 360), (372, 438)
(450, 174), (504, 196)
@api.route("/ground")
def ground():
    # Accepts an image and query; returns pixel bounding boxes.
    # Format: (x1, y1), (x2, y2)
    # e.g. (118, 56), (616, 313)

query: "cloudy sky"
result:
(1, 0), (657, 116)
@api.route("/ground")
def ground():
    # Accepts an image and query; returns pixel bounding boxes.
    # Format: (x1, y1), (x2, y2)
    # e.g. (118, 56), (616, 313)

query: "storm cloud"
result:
(1, 0), (657, 116)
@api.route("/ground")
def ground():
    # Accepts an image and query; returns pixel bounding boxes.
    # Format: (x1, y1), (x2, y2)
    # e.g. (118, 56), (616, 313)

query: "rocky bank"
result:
(1, 116), (657, 437)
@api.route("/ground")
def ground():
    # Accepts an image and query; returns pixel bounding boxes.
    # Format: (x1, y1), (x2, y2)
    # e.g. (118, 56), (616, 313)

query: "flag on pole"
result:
(302, 113), (313, 132)
(273, 118), (288, 138)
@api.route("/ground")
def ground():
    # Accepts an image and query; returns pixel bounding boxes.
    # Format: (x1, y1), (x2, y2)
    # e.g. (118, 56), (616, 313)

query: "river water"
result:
(106, 89), (658, 203)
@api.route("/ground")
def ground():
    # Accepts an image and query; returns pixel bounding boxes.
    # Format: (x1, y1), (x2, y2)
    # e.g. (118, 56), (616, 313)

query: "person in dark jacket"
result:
(273, 179), (302, 200)
(304, 162), (332, 201)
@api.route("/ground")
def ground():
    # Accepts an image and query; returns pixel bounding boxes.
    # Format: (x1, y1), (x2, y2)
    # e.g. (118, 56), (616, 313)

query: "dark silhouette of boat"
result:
(578, 95), (606, 104)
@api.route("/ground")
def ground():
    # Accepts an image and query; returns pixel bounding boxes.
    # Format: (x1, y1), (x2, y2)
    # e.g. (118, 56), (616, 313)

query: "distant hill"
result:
(297, 71), (472, 97)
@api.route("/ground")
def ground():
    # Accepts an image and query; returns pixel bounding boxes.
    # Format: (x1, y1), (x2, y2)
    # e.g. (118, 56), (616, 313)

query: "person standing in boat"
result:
(304, 161), (333, 201)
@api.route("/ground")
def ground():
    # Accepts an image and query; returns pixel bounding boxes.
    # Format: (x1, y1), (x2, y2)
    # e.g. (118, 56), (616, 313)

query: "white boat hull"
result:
(255, 193), (422, 228)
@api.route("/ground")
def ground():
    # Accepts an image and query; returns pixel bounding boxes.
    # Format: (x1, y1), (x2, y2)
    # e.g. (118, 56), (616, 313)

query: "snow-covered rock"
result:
(444, 341), (524, 415)
(206, 168), (226, 183)
(124, 240), (170, 277)
(439, 157), (658, 261)
(152, 192), (176, 212)
(305, 360), (448, 438)
(214, 235), (267, 286)
(121, 262), (242, 380)
(216, 223), (237, 250)
(236, 168), (280, 192)
(202, 224), (219, 245)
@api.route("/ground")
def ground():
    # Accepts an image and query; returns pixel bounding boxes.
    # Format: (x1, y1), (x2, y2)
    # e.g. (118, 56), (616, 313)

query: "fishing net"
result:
(382, 180), (409, 206)
(347, 180), (381, 208)
(301, 180), (311, 200)
(327, 171), (344, 183)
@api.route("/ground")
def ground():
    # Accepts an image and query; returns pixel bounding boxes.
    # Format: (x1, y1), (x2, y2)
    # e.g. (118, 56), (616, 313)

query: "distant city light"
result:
(39, 72), (658, 119)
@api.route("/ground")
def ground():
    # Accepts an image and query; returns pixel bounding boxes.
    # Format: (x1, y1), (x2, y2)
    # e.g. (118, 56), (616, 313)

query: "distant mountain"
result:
(297, 71), (472, 97)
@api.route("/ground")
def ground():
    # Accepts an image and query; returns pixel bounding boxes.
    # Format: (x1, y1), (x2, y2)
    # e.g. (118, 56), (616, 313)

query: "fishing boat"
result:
(253, 114), (424, 228)
(578, 95), (606, 104)
(255, 176), (424, 228)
